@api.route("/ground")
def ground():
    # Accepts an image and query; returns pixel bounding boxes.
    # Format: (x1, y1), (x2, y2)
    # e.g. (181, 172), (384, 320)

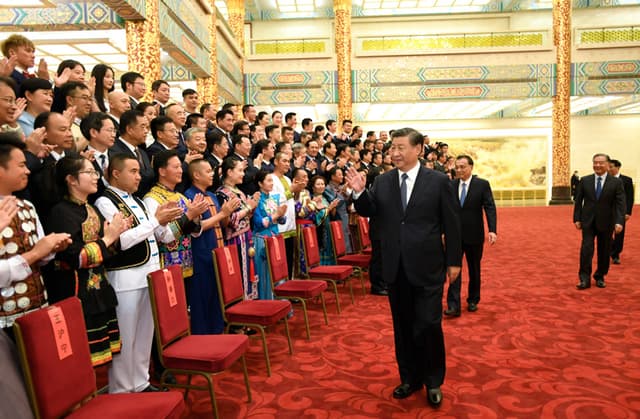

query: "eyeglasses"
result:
(72, 95), (93, 101)
(78, 170), (100, 178)
(101, 127), (117, 133)
(0, 96), (17, 106)
(134, 81), (146, 86)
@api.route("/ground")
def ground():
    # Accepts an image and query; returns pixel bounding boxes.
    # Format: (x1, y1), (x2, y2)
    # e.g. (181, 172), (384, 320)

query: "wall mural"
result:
(448, 136), (547, 189)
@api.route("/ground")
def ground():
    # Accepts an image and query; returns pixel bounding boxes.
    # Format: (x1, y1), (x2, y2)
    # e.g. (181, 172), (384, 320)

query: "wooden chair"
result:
(147, 265), (251, 419)
(299, 224), (354, 314)
(13, 297), (185, 419)
(213, 245), (293, 376)
(329, 220), (371, 296)
(265, 234), (329, 340)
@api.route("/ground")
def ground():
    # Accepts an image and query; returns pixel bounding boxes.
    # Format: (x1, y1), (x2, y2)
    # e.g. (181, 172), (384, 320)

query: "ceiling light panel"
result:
(75, 43), (121, 54)
(37, 44), (81, 55)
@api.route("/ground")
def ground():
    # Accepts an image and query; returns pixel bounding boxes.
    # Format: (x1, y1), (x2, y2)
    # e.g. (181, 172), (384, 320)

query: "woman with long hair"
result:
(271, 110), (283, 127)
(215, 157), (260, 300)
(46, 155), (128, 367)
(91, 64), (115, 113)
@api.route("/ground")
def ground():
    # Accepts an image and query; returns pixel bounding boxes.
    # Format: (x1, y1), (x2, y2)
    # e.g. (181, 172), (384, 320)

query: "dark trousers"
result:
(369, 239), (385, 292)
(579, 225), (612, 281)
(610, 228), (626, 258)
(446, 242), (483, 310)
(387, 263), (445, 389)
(284, 235), (294, 279)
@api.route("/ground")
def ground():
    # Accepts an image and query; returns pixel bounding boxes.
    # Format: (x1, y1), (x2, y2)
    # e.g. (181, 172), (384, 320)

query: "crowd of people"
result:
(1, 33), (633, 413)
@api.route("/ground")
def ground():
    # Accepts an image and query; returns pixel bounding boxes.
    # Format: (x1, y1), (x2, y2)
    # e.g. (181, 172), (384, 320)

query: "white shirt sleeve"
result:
(143, 196), (177, 244)
(0, 256), (33, 288)
(95, 197), (162, 250)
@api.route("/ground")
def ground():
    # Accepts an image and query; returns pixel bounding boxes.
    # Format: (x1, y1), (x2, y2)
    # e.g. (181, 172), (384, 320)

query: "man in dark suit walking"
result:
(608, 159), (634, 265)
(345, 127), (461, 408)
(573, 153), (626, 289)
(444, 155), (497, 317)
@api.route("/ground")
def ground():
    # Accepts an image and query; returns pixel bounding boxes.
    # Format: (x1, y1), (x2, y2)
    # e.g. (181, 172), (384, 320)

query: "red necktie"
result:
(22, 71), (35, 79)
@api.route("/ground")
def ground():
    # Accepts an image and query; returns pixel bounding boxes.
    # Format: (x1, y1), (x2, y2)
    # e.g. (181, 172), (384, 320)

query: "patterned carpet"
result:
(107, 205), (640, 418)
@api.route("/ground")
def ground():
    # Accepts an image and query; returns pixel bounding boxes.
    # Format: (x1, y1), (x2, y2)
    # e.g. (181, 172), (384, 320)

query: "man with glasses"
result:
(81, 112), (117, 202)
(60, 81), (92, 151)
(165, 103), (188, 158)
(147, 115), (179, 161)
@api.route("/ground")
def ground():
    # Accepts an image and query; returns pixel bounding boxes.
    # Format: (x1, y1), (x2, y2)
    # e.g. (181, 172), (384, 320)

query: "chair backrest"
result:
(265, 234), (289, 284)
(14, 297), (97, 419)
(300, 224), (321, 268)
(212, 245), (245, 311)
(357, 216), (371, 249)
(329, 221), (347, 258)
(147, 265), (190, 348)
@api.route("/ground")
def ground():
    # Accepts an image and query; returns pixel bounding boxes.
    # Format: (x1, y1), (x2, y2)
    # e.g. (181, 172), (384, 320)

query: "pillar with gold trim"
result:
(125, 0), (161, 103)
(227, 0), (245, 102)
(334, 0), (353, 123)
(549, 0), (572, 204)
(197, 0), (218, 108)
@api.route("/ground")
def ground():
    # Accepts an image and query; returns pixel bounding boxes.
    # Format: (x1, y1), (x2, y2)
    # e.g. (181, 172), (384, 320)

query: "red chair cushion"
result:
(337, 254), (371, 268)
(147, 265), (189, 347)
(301, 225), (321, 266)
(66, 392), (185, 419)
(15, 298), (97, 419)
(162, 334), (249, 371)
(308, 265), (353, 280)
(225, 300), (292, 325)
(213, 246), (245, 304)
(362, 248), (372, 255)
(266, 235), (289, 282)
(274, 280), (327, 298)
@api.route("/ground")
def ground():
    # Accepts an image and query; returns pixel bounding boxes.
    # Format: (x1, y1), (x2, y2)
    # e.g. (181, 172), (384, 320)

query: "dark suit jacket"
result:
(619, 174), (634, 216)
(454, 176), (497, 245)
(573, 173), (626, 232)
(355, 166), (462, 287)
(87, 152), (107, 204)
(10, 69), (28, 94)
(109, 138), (154, 197)
(145, 140), (170, 162)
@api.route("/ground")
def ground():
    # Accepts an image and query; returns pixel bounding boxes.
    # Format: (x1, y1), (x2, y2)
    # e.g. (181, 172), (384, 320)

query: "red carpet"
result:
(101, 205), (640, 418)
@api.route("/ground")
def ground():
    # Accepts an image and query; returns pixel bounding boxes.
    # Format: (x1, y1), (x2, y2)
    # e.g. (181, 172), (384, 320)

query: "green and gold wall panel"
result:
(158, 0), (209, 77)
(244, 71), (338, 105)
(354, 64), (554, 102)
(101, 0), (145, 20)
(0, 1), (123, 31)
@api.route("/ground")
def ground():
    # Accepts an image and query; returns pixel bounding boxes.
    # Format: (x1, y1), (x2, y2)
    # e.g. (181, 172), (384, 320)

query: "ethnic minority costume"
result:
(0, 198), (50, 333)
(325, 181), (353, 253)
(46, 197), (120, 367)
(311, 193), (334, 265)
(272, 175), (296, 279)
(294, 189), (319, 274)
(95, 186), (169, 394)
(252, 192), (286, 300)
(184, 185), (225, 334)
(144, 183), (201, 280)
(216, 185), (257, 300)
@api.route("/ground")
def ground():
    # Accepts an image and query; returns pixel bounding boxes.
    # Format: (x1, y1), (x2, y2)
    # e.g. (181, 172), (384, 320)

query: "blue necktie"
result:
(400, 173), (408, 211)
(460, 182), (467, 206)
(596, 176), (602, 199)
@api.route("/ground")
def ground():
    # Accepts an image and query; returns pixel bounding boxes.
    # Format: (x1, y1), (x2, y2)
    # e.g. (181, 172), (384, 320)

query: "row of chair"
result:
(13, 217), (374, 418)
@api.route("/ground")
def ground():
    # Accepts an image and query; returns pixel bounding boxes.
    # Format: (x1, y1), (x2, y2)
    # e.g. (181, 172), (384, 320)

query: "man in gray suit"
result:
(573, 153), (626, 289)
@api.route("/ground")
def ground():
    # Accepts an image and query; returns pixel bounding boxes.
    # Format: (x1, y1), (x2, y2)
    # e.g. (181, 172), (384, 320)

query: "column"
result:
(196, 0), (218, 109)
(227, 0), (245, 102)
(334, 0), (353, 123)
(125, 0), (161, 103)
(549, 0), (572, 205)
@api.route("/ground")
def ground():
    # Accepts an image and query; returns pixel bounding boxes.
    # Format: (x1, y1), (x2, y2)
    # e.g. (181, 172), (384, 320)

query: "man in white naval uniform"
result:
(95, 153), (183, 393)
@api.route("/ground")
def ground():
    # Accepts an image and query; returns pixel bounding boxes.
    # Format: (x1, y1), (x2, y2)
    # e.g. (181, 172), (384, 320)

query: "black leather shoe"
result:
(612, 257), (620, 265)
(427, 387), (442, 407)
(154, 371), (177, 385)
(142, 384), (168, 392)
(392, 383), (422, 399)
(576, 281), (590, 290)
(371, 289), (389, 296)
(468, 303), (478, 312)
(596, 279), (606, 288)
(443, 308), (461, 317)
